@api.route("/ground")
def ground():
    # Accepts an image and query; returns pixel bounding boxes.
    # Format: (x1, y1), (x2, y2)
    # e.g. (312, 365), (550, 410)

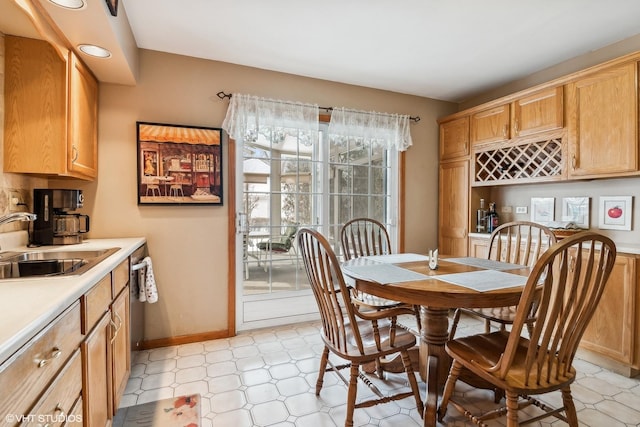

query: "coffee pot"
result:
(33, 189), (90, 245)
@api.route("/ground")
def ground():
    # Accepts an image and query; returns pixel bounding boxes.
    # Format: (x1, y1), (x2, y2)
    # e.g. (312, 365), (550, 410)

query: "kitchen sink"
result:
(0, 247), (120, 279)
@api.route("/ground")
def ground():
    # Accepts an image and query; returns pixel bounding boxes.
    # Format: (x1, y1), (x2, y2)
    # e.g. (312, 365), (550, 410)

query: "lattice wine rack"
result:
(474, 138), (563, 185)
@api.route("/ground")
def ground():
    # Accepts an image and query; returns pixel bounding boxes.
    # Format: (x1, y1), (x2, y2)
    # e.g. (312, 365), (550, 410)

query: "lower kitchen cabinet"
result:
(579, 253), (639, 376)
(111, 286), (131, 412)
(82, 312), (112, 427)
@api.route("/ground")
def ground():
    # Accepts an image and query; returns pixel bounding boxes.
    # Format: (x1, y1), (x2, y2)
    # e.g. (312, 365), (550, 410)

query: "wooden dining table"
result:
(341, 253), (532, 427)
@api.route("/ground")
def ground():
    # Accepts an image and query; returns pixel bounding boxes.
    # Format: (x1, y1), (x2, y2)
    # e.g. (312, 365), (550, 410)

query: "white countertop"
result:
(0, 237), (146, 364)
(468, 232), (640, 255)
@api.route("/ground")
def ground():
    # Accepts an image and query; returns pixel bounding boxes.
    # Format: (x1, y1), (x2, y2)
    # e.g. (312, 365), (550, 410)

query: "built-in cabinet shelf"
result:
(473, 137), (563, 185)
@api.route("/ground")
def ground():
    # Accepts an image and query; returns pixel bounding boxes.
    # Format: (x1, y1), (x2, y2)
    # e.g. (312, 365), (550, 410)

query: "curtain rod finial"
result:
(217, 91), (232, 100)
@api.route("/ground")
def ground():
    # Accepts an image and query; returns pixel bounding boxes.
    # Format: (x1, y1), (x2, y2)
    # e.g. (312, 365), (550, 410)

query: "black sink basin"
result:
(0, 247), (120, 279)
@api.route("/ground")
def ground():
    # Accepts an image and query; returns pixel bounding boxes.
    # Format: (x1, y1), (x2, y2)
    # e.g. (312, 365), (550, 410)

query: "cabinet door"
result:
(438, 160), (469, 256)
(468, 238), (489, 258)
(4, 36), (67, 175)
(439, 117), (469, 160)
(82, 312), (112, 427)
(566, 62), (638, 177)
(512, 86), (563, 138)
(68, 52), (98, 179)
(111, 287), (131, 413)
(470, 104), (510, 145)
(581, 254), (635, 364)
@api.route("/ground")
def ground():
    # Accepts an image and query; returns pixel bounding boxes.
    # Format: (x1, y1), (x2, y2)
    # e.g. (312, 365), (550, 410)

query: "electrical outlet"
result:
(8, 190), (25, 212)
(501, 206), (512, 213)
(516, 206), (528, 214)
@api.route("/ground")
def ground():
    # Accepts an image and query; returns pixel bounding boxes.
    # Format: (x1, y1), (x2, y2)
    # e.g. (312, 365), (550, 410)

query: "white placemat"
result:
(342, 263), (432, 284)
(445, 257), (525, 271)
(435, 269), (527, 292)
(362, 253), (429, 264)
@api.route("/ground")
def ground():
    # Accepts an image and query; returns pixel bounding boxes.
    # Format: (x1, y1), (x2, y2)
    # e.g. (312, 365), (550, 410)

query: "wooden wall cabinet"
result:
(470, 86), (564, 147)
(566, 61), (638, 178)
(439, 116), (470, 160)
(4, 36), (98, 181)
(438, 159), (470, 256)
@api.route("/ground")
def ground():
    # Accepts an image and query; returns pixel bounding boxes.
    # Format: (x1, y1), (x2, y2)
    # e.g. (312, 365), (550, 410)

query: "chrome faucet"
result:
(0, 212), (37, 226)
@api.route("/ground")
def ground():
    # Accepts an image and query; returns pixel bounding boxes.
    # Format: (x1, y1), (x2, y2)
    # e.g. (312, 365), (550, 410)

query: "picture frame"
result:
(106, 0), (118, 16)
(598, 196), (632, 230)
(561, 197), (590, 228)
(137, 122), (223, 206)
(531, 197), (555, 224)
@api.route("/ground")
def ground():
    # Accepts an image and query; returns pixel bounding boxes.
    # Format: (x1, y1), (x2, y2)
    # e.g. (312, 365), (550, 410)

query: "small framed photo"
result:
(561, 197), (590, 228)
(599, 196), (633, 230)
(531, 197), (555, 224)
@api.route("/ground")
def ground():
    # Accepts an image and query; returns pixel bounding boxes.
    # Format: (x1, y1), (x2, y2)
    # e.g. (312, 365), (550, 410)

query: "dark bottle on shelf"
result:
(487, 202), (499, 233)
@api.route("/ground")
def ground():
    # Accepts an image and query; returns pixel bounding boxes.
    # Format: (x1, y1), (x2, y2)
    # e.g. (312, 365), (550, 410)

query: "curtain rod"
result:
(215, 91), (420, 122)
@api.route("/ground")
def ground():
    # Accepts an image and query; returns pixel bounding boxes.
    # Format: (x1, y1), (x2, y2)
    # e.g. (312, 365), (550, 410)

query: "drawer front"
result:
(112, 259), (130, 298)
(25, 349), (82, 427)
(0, 302), (82, 425)
(62, 396), (83, 426)
(82, 274), (112, 334)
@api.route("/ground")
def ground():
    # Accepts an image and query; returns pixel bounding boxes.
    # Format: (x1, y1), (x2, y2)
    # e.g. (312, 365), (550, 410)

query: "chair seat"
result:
(446, 331), (576, 394)
(330, 317), (417, 361)
(257, 241), (290, 252)
(463, 306), (518, 324)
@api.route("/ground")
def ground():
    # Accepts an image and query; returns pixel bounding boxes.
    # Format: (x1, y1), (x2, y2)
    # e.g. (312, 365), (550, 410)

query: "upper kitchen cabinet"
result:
(4, 36), (98, 181)
(566, 61), (638, 179)
(439, 116), (470, 160)
(470, 86), (563, 146)
(470, 103), (510, 145)
(511, 86), (563, 138)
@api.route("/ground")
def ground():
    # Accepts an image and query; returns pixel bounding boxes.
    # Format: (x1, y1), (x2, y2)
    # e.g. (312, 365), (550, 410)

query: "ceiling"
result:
(3, 0), (640, 103)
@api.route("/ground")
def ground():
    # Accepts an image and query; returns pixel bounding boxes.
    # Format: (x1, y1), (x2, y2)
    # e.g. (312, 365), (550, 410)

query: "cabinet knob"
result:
(38, 347), (62, 368)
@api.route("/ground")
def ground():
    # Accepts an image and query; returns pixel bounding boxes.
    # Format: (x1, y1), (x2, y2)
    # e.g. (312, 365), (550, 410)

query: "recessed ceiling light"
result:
(78, 44), (111, 58)
(48, 0), (85, 9)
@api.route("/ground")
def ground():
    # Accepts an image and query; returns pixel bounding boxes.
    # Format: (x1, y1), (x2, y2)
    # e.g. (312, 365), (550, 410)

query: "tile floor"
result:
(119, 314), (640, 426)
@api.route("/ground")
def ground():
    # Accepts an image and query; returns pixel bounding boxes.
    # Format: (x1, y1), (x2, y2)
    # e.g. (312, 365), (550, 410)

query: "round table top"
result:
(343, 255), (530, 309)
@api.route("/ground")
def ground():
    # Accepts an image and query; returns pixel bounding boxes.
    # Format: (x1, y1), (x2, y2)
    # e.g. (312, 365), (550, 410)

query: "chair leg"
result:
(401, 349), (423, 417)
(449, 309), (462, 340)
(437, 360), (462, 421)
(484, 319), (492, 334)
(561, 386), (579, 427)
(316, 346), (330, 396)
(505, 390), (520, 427)
(345, 363), (360, 427)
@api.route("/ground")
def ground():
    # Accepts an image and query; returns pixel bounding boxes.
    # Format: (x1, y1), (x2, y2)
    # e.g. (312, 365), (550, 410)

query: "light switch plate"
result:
(516, 206), (528, 214)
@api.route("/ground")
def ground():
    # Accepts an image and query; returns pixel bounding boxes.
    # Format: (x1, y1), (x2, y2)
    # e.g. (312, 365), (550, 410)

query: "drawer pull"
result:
(41, 404), (64, 427)
(38, 348), (62, 368)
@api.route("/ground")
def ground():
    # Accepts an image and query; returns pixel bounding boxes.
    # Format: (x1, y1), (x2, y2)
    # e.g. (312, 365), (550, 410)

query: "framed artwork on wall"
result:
(598, 196), (632, 230)
(561, 197), (590, 228)
(137, 122), (223, 205)
(531, 197), (555, 224)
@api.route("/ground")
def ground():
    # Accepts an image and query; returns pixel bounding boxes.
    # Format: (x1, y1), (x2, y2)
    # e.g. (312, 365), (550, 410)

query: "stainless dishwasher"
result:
(130, 244), (148, 352)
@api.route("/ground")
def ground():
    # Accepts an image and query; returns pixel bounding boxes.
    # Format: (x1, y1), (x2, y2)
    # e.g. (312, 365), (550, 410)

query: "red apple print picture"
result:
(600, 196), (632, 230)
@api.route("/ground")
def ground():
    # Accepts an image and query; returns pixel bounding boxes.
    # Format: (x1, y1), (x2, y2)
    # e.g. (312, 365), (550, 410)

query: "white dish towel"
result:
(138, 256), (158, 303)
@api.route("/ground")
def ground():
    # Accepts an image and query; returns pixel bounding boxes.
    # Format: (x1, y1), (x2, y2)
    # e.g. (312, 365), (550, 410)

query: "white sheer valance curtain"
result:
(221, 93), (319, 146)
(327, 108), (413, 152)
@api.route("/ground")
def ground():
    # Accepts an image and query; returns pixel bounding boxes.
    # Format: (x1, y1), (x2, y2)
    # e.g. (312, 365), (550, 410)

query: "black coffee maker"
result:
(33, 189), (90, 245)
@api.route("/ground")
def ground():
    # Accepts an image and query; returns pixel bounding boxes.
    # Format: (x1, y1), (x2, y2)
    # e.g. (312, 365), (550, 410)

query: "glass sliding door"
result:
(236, 125), (399, 330)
